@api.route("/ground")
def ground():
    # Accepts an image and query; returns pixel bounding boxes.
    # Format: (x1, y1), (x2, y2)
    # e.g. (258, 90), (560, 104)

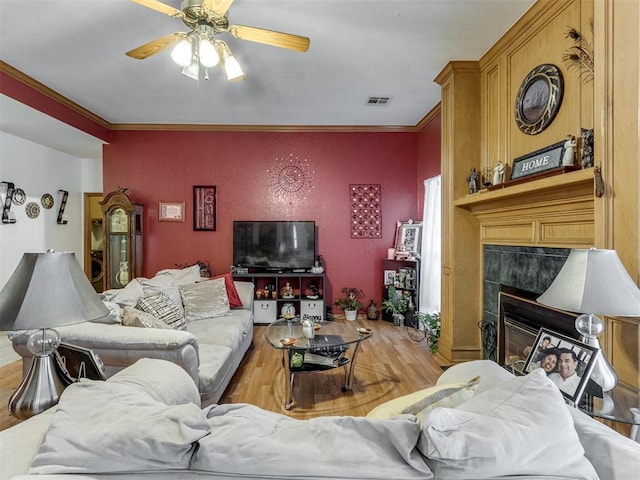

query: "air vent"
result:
(366, 96), (391, 106)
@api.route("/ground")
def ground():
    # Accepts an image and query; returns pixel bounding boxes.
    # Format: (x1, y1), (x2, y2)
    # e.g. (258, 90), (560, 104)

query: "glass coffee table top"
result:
(264, 317), (373, 410)
(264, 317), (371, 350)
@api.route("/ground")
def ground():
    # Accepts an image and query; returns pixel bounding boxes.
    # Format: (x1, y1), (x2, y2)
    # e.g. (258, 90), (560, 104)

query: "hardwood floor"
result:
(0, 317), (446, 430)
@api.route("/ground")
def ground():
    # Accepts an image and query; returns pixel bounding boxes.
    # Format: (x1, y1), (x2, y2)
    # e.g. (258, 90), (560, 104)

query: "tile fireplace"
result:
(481, 245), (570, 360)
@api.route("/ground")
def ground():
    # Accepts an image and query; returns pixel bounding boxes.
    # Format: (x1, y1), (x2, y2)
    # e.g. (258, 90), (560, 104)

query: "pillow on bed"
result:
(419, 368), (598, 480)
(366, 377), (478, 420)
(179, 277), (230, 321)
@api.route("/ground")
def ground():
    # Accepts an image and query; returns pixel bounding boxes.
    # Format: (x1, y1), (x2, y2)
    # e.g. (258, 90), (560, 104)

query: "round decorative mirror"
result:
(514, 64), (564, 135)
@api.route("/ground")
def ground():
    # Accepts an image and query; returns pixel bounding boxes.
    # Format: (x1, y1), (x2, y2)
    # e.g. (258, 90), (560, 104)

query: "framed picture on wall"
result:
(394, 221), (423, 257)
(523, 328), (599, 405)
(158, 201), (185, 222)
(193, 185), (216, 231)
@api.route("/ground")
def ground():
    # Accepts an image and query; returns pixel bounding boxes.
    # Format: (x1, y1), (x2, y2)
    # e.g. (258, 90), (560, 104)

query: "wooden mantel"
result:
(455, 168), (595, 248)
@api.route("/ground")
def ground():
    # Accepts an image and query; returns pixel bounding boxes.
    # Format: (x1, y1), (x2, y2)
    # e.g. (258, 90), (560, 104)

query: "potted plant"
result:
(415, 311), (441, 354)
(334, 287), (365, 321)
(382, 285), (410, 326)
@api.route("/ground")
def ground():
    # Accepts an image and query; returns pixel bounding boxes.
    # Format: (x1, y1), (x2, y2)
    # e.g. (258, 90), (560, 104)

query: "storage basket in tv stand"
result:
(232, 272), (326, 324)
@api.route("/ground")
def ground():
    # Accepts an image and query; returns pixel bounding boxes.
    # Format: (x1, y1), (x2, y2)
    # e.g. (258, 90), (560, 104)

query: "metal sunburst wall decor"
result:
(350, 184), (382, 238)
(267, 154), (315, 202)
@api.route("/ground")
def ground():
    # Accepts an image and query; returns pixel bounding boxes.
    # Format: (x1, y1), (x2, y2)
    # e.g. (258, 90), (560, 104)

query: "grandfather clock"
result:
(100, 190), (143, 290)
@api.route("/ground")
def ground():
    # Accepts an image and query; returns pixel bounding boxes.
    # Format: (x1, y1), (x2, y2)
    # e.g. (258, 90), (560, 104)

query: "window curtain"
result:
(419, 175), (441, 314)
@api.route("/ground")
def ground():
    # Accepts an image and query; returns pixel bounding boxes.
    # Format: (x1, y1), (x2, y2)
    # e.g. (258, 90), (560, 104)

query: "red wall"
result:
(104, 129), (429, 305)
(416, 113), (442, 218)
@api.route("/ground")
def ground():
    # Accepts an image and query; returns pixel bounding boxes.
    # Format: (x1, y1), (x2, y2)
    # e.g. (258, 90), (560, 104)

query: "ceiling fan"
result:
(126, 0), (310, 80)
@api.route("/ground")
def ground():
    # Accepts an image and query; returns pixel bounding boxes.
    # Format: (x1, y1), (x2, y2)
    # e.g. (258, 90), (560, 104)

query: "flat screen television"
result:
(233, 221), (316, 271)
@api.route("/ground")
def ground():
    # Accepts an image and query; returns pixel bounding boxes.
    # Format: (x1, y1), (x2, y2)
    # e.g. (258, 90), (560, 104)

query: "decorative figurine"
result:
(367, 300), (379, 320)
(581, 128), (594, 168)
(482, 166), (493, 189)
(282, 282), (294, 298)
(492, 161), (506, 185)
(467, 168), (479, 194)
(562, 134), (577, 166)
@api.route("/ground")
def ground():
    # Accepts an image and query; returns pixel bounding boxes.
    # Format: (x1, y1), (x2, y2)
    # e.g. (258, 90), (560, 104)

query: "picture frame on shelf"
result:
(158, 201), (185, 222)
(383, 270), (395, 285)
(55, 342), (107, 384)
(193, 185), (216, 231)
(523, 328), (599, 405)
(394, 221), (423, 258)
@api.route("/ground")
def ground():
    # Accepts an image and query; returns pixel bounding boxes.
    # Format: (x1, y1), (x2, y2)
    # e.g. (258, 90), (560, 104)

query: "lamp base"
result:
(9, 354), (67, 419)
(579, 335), (618, 393)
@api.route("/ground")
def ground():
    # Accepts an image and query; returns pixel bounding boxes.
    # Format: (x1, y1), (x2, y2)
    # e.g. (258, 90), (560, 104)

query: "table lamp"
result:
(537, 248), (640, 393)
(0, 250), (108, 419)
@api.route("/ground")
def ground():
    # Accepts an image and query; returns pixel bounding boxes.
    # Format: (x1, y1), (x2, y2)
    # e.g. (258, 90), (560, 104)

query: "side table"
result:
(580, 382), (640, 442)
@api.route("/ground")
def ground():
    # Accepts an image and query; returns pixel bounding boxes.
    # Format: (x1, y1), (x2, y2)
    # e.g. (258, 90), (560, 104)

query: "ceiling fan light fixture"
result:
(199, 37), (219, 68)
(218, 41), (245, 81)
(171, 38), (193, 67)
(224, 54), (244, 81)
(181, 58), (200, 80)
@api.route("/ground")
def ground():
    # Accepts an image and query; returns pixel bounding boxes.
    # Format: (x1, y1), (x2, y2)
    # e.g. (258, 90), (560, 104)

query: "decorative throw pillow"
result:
(138, 275), (185, 319)
(121, 306), (172, 330)
(136, 292), (186, 330)
(100, 279), (144, 307)
(156, 265), (202, 285)
(179, 277), (230, 321)
(366, 378), (478, 420)
(212, 273), (243, 308)
(419, 368), (598, 480)
(90, 301), (122, 325)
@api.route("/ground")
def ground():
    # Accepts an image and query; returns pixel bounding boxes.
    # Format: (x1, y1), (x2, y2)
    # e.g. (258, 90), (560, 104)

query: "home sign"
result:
(510, 141), (565, 180)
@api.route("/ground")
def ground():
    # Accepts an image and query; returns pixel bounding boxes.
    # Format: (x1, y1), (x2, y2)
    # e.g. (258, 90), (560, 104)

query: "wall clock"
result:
(514, 64), (563, 135)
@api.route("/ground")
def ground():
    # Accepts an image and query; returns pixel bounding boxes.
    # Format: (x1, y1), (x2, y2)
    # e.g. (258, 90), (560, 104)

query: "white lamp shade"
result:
(0, 251), (109, 330)
(198, 38), (219, 67)
(171, 39), (192, 67)
(224, 54), (245, 80)
(537, 248), (640, 316)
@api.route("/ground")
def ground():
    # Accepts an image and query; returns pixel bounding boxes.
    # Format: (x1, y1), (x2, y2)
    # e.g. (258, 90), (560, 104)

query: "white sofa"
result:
(10, 266), (255, 406)
(1, 358), (638, 480)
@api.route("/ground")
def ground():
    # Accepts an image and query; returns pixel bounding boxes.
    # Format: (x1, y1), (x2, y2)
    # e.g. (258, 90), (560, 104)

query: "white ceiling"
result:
(0, 0), (534, 153)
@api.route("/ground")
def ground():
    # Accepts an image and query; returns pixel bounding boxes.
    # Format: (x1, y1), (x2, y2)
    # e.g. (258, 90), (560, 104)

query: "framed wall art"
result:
(193, 185), (216, 231)
(158, 201), (185, 222)
(523, 328), (599, 405)
(350, 184), (382, 238)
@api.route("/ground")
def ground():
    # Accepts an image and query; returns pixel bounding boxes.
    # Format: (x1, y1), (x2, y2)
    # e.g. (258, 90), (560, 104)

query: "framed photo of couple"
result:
(523, 328), (599, 405)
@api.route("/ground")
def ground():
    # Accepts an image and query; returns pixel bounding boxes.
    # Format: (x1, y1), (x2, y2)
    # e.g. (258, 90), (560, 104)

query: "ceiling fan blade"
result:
(126, 32), (188, 59)
(228, 25), (310, 52)
(205, 0), (234, 16)
(130, 0), (184, 18)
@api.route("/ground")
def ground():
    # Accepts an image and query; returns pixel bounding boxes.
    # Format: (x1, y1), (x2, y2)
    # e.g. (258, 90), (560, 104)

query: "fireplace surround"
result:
(482, 245), (570, 360)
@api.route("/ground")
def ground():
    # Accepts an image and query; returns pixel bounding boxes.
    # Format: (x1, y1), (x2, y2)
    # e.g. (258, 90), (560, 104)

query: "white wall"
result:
(0, 131), (102, 289)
